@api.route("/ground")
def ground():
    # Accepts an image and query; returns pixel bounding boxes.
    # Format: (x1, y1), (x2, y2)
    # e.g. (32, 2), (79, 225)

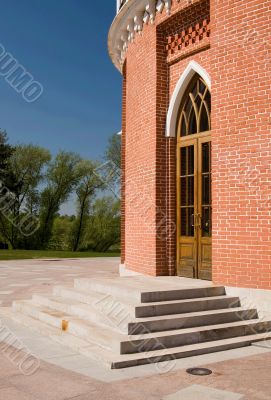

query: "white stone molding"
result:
(166, 61), (211, 137)
(108, 0), (173, 72)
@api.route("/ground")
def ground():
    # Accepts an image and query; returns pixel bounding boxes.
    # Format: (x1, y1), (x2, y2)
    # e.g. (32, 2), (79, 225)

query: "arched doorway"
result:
(177, 74), (212, 280)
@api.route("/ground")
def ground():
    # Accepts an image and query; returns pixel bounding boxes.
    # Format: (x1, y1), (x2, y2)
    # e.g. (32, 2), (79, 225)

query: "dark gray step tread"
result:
(141, 286), (226, 302)
(138, 295), (238, 307)
(133, 307), (256, 323)
(111, 333), (270, 368)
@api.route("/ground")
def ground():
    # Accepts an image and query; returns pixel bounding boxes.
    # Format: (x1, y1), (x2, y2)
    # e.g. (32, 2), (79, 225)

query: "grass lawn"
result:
(0, 250), (120, 261)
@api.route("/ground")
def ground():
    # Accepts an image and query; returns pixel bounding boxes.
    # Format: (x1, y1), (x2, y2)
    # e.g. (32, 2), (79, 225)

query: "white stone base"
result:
(119, 264), (143, 277)
(225, 286), (271, 319)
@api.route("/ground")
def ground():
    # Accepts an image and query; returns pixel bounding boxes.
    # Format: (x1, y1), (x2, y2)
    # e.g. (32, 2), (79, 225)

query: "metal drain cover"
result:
(186, 367), (212, 376)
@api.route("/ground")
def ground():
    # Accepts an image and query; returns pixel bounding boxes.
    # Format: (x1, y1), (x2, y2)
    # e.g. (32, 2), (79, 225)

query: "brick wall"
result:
(124, 23), (158, 275)
(211, 0), (271, 289)
(121, 0), (271, 288)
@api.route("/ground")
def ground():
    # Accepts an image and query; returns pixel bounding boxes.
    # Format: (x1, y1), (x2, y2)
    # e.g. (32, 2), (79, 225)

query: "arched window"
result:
(178, 75), (211, 137)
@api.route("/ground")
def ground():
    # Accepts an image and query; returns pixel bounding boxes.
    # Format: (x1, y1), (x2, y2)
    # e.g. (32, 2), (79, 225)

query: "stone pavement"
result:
(0, 258), (271, 400)
(0, 258), (119, 307)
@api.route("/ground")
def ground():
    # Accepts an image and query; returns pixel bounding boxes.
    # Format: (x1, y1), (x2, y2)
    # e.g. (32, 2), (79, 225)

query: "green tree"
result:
(0, 144), (51, 248)
(84, 196), (120, 252)
(105, 132), (121, 169)
(0, 130), (14, 188)
(38, 151), (82, 248)
(71, 160), (103, 251)
(48, 215), (75, 250)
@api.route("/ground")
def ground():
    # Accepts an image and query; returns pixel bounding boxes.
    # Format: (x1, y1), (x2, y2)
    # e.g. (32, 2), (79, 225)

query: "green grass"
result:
(0, 250), (120, 261)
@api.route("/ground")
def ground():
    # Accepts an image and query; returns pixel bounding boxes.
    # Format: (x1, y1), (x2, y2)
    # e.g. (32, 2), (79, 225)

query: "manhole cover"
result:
(186, 367), (212, 376)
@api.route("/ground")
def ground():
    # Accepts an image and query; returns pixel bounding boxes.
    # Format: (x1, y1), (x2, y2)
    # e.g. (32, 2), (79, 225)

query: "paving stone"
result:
(164, 384), (244, 400)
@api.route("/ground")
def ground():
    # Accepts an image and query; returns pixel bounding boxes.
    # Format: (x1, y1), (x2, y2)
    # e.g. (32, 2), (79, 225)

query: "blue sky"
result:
(0, 0), (122, 161)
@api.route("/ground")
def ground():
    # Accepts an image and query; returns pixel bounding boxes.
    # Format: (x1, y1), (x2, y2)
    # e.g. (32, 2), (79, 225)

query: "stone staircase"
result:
(2, 276), (271, 369)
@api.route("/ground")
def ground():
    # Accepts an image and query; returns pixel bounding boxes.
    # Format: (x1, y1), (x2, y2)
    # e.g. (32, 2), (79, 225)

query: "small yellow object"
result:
(62, 320), (69, 331)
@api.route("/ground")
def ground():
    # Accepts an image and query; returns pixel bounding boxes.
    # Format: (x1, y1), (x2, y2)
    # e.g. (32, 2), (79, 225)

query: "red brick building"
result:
(109, 0), (271, 303)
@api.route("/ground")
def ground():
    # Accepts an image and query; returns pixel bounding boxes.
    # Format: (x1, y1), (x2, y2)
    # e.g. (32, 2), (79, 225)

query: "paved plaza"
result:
(0, 258), (271, 400)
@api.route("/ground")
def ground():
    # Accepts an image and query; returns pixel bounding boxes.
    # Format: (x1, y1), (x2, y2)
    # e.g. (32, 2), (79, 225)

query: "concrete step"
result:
(121, 319), (271, 354)
(128, 308), (258, 334)
(0, 308), (111, 366)
(12, 300), (124, 352)
(74, 278), (226, 303)
(32, 293), (255, 335)
(135, 295), (240, 317)
(1, 308), (270, 370)
(54, 286), (239, 320)
(12, 300), (271, 356)
(32, 293), (132, 333)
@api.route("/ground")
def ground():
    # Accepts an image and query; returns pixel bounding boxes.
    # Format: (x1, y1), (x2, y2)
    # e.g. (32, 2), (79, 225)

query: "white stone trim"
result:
(166, 61), (211, 137)
(225, 286), (271, 320)
(119, 264), (143, 276)
(109, 0), (172, 73)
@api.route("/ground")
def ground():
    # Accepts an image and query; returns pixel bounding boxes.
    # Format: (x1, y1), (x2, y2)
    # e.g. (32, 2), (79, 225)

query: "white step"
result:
(54, 286), (240, 319)
(12, 300), (124, 352)
(32, 294), (253, 335)
(32, 293), (131, 333)
(74, 277), (226, 303)
(12, 300), (271, 355)
(2, 308), (270, 370)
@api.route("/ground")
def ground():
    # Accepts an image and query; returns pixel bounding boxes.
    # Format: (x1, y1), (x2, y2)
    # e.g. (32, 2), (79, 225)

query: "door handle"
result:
(191, 214), (202, 229)
(191, 214), (196, 227)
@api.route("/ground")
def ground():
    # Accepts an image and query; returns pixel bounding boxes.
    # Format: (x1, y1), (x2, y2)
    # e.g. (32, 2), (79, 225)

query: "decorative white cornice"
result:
(108, 0), (172, 73)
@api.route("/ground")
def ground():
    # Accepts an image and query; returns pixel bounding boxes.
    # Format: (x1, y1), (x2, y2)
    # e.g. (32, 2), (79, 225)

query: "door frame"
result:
(176, 131), (212, 279)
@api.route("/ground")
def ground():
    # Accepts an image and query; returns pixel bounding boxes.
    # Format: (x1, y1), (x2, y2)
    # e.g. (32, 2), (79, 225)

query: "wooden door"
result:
(177, 135), (212, 280)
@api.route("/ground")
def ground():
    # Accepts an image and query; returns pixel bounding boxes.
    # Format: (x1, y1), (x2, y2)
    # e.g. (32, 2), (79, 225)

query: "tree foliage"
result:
(105, 132), (121, 169)
(84, 197), (120, 252)
(38, 151), (82, 248)
(70, 160), (103, 251)
(0, 130), (14, 188)
(0, 131), (121, 253)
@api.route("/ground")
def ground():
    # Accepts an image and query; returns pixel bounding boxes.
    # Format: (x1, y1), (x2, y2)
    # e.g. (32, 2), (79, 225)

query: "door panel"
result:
(198, 138), (212, 280)
(177, 139), (197, 278)
(177, 135), (212, 280)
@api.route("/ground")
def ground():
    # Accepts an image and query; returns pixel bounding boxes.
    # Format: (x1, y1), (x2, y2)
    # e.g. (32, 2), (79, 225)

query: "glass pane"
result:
(181, 115), (187, 137)
(188, 108), (197, 135)
(192, 82), (197, 98)
(195, 95), (201, 110)
(200, 105), (210, 132)
(199, 80), (206, 94)
(181, 177), (194, 206)
(202, 174), (210, 205)
(181, 147), (186, 176)
(202, 142), (210, 173)
(181, 207), (194, 236)
(205, 90), (211, 112)
(180, 146), (194, 176)
(184, 97), (192, 115)
(202, 207), (212, 237)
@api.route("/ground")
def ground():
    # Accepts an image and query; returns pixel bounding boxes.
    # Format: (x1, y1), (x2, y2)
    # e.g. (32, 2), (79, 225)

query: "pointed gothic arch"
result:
(166, 61), (211, 137)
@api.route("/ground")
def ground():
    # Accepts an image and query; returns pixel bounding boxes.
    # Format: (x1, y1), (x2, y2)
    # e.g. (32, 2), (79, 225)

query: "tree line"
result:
(0, 130), (121, 252)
